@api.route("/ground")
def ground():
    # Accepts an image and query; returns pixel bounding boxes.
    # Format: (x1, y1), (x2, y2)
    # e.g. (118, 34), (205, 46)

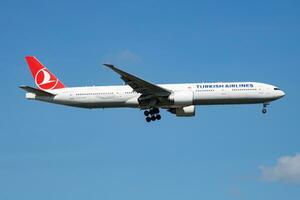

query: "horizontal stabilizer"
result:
(19, 85), (55, 97)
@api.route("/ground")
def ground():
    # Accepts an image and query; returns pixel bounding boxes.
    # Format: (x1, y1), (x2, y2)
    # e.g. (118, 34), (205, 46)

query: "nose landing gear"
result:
(144, 108), (161, 122)
(262, 108), (267, 114)
(262, 103), (269, 114)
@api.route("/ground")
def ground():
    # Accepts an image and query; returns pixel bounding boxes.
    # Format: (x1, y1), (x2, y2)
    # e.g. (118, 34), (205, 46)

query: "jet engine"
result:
(168, 91), (194, 106)
(168, 105), (196, 117)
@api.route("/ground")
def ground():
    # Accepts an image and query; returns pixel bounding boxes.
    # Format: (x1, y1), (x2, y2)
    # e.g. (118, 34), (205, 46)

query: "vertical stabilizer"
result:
(25, 56), (65, 90)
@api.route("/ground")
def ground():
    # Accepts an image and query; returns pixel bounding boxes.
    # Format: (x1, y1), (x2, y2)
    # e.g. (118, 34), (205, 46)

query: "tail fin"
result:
(25, 56), (65, 90)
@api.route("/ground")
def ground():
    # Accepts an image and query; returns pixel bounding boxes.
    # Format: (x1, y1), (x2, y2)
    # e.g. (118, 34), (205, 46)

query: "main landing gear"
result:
(262, 103), (269, 114)
(144, 108), (161, 122)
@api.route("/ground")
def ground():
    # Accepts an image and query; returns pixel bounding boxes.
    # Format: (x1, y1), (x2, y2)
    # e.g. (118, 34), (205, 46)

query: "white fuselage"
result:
(26, 82), (285, 109)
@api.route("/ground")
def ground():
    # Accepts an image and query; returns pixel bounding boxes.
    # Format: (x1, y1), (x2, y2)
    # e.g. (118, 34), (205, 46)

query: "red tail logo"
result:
(25, 56), (65, 90)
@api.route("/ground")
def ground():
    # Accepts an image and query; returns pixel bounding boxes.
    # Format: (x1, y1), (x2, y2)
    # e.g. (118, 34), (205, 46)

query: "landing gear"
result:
(262, 103), (269, 114)
(262, 108), (267, 114)
(144, 108), (161, 122)
(156, 114), (161, 120)
(144, 110), (150, 116)
(146, 117), (152, 122)
(151, 115), (157, 121)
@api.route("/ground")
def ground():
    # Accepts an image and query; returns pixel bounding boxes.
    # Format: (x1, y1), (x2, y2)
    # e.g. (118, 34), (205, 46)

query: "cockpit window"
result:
(274, 88), (280, 90)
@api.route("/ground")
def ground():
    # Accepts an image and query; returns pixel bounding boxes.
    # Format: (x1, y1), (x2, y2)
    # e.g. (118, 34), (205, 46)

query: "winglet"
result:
(103, 64), (115, 69)
(103, 64), (114, 67)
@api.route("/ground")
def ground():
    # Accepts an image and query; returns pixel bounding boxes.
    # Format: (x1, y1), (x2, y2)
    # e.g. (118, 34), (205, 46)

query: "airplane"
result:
(20, 56), (285, 122)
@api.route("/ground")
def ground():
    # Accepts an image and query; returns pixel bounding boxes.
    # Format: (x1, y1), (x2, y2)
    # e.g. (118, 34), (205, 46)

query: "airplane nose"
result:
(279, 91), (285, 98)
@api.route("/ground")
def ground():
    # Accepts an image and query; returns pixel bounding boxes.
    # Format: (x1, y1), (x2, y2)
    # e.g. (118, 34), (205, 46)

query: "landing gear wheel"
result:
(144, 111), (150, 116)
(149, 109), (155, 115)
(146, 117), (151, 122)
(262, 108), (267, 114)
(151, 115), (157, 121)
(153, 108), (160, 114)
(156, 115), (161, 120)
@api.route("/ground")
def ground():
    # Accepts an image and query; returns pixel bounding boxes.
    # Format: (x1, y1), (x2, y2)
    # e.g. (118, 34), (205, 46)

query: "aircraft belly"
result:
(193, 90), (277, 105)
(194, 97), (276, 105)
(54, 95), (138, 109)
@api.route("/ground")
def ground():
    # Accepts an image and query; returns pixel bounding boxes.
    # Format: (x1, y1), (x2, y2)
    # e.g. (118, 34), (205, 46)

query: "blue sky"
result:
(1, 0), (300, 199)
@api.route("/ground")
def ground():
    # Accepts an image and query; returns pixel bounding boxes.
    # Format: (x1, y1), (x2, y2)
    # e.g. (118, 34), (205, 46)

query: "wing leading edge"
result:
(103, 64), (171, 97)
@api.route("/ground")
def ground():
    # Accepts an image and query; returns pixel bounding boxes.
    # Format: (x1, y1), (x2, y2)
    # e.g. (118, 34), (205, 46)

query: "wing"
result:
(19, 85), (55, 97)
(103, 64), (171, 97)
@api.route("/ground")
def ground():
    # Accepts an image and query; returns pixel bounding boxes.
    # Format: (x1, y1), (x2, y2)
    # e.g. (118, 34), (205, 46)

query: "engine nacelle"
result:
(175, 105), (196, 117)
(168, 91), (194, 106)
(167, 105), (196, 117)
